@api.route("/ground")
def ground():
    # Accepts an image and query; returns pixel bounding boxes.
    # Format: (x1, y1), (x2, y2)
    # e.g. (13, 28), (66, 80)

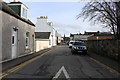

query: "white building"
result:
(35, 16), (61, 50)
(56, 31), (62, 44)
(70, 34), (93, 41)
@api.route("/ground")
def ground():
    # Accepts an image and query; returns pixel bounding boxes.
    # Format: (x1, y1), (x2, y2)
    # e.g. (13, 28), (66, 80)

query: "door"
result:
(32, 35), (34, 52)
(11, 28), (17, 59)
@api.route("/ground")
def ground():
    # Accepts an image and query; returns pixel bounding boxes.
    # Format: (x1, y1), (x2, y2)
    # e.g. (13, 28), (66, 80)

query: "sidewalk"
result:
(2, 48), (51, 72)
(88, 52), (120, 73)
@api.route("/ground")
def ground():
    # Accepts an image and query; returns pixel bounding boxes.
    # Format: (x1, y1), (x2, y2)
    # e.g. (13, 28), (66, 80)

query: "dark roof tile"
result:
(35, 32), (51, 39)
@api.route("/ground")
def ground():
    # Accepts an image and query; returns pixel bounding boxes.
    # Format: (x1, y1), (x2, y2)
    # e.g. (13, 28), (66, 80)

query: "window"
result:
(26, 32), (29, 48)
(12, 36), (14, 44)
(22, 8), (27, 19)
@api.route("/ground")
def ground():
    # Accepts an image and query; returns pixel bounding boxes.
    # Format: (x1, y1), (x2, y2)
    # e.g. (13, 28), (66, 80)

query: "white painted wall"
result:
(35, 17), (53, 32)
(35, 39), (50, 52)
(56, 31), (62, 43)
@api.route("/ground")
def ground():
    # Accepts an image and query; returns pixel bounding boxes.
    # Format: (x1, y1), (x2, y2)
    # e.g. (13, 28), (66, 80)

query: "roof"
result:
(9, 2), (23, 4)
(70, 34), (81, 37)
(8, 1), (29, 9)
(94, 33), (114, 37)
(1, 2), (35, 26)
(84, 31), (100, 35)
(35, 32), (51, 39)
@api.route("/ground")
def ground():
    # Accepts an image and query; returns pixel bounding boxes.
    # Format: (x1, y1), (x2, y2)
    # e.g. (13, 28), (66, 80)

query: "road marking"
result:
(0, 50), (51, 78)
(52, 66), (70, 80)
(90, 57), (120, 76)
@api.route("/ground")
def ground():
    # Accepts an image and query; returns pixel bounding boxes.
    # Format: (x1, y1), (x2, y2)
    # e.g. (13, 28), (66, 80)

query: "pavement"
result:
(1, 43), (119, 80)
(2, 48), (51, 72)
(88, 52), (120, 73)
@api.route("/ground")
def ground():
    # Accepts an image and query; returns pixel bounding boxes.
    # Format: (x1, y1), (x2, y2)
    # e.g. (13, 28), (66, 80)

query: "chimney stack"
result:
(37, 16), (48, 23)
(13, 0), (16, 2)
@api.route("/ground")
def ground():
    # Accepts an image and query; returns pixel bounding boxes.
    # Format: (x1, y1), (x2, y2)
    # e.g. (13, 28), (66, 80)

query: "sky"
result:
(4, 0), (109, 37)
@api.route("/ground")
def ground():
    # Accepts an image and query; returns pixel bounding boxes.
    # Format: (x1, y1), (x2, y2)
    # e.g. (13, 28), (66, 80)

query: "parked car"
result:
(71, 41), (87, 54)
(68, 41), (75, 48)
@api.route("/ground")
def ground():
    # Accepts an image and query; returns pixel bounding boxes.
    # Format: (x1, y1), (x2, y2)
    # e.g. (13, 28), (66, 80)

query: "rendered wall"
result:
(2, 11), (35, 61)
(35, 40), (50, 52)
(0, 10), (2, 75)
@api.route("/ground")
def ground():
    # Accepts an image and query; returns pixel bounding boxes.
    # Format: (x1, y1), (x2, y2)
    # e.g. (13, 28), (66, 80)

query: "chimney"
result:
(48, 22), (53, 26)
(13, 0), (16, 2)
(37, 16), (48, 23)
(37, 16), (48, 19)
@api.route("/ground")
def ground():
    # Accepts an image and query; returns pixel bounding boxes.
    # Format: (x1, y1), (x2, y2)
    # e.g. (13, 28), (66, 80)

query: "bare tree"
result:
(77, 1), (120, 39)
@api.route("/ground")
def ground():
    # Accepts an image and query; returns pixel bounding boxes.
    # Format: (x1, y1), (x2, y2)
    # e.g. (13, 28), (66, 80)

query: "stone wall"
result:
(86, 39), (120, 61)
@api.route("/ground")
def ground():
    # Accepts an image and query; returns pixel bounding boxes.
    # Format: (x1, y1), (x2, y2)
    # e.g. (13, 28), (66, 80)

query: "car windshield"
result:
(73, 42), (86, 46)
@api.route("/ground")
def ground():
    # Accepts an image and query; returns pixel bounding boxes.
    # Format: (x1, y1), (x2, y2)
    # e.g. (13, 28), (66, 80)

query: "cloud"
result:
(53, 22), (82, 36)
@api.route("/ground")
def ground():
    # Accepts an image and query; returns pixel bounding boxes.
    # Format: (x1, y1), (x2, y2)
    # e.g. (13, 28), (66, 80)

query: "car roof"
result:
(74, 41), (84, 43)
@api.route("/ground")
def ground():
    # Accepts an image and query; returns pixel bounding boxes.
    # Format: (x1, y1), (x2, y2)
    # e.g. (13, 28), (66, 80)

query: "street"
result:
(3, 43), (119, 80)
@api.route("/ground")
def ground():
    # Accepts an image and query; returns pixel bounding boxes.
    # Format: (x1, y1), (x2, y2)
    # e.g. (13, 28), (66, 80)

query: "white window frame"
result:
(26, 32), (29, 49)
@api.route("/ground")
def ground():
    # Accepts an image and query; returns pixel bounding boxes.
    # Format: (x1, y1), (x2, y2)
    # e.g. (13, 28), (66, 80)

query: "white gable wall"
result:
(35, 16), (57, 47)
(36, 17), (53, 32)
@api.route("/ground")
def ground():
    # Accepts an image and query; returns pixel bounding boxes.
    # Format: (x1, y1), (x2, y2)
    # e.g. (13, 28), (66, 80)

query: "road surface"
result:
(3, 43), (119, 80)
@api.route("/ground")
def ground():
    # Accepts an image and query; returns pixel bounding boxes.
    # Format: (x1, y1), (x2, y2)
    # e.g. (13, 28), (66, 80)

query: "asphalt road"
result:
(3, 43), (119, 80)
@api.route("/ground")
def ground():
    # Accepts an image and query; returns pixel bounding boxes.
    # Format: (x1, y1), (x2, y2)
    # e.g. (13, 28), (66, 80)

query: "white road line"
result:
(52, 66), (70, 80)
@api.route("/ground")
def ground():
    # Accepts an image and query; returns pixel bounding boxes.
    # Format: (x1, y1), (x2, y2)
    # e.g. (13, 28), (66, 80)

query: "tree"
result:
(77, 1), (120, 39)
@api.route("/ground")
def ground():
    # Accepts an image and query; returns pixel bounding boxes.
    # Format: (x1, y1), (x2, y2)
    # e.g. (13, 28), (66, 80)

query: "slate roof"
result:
(8, 2), (23, 4)
(84, 31), (100, 35)
(35, 32), (51, 39)
(94, 33), (114, 37)
(1, 2), (35, 26)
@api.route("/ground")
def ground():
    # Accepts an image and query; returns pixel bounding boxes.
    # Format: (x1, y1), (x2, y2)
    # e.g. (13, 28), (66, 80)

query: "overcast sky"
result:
(4, 0), (109, 36)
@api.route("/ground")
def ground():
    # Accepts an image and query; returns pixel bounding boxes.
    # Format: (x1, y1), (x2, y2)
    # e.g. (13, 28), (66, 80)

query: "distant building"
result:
(0, 1), (35, 62)
(69, 31), (113, 41)
(73, 34), (93, 41)
(63, 34), (70, 42)
(70, 33), (93, 41)
(88, 32), (114, 40)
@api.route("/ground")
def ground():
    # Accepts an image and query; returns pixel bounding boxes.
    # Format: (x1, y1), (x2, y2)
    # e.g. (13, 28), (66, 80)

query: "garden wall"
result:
(86, 39), (120, 61)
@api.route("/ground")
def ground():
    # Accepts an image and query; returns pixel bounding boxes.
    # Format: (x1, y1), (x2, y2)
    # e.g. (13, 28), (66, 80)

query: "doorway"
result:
(11, 28), (18, 59)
